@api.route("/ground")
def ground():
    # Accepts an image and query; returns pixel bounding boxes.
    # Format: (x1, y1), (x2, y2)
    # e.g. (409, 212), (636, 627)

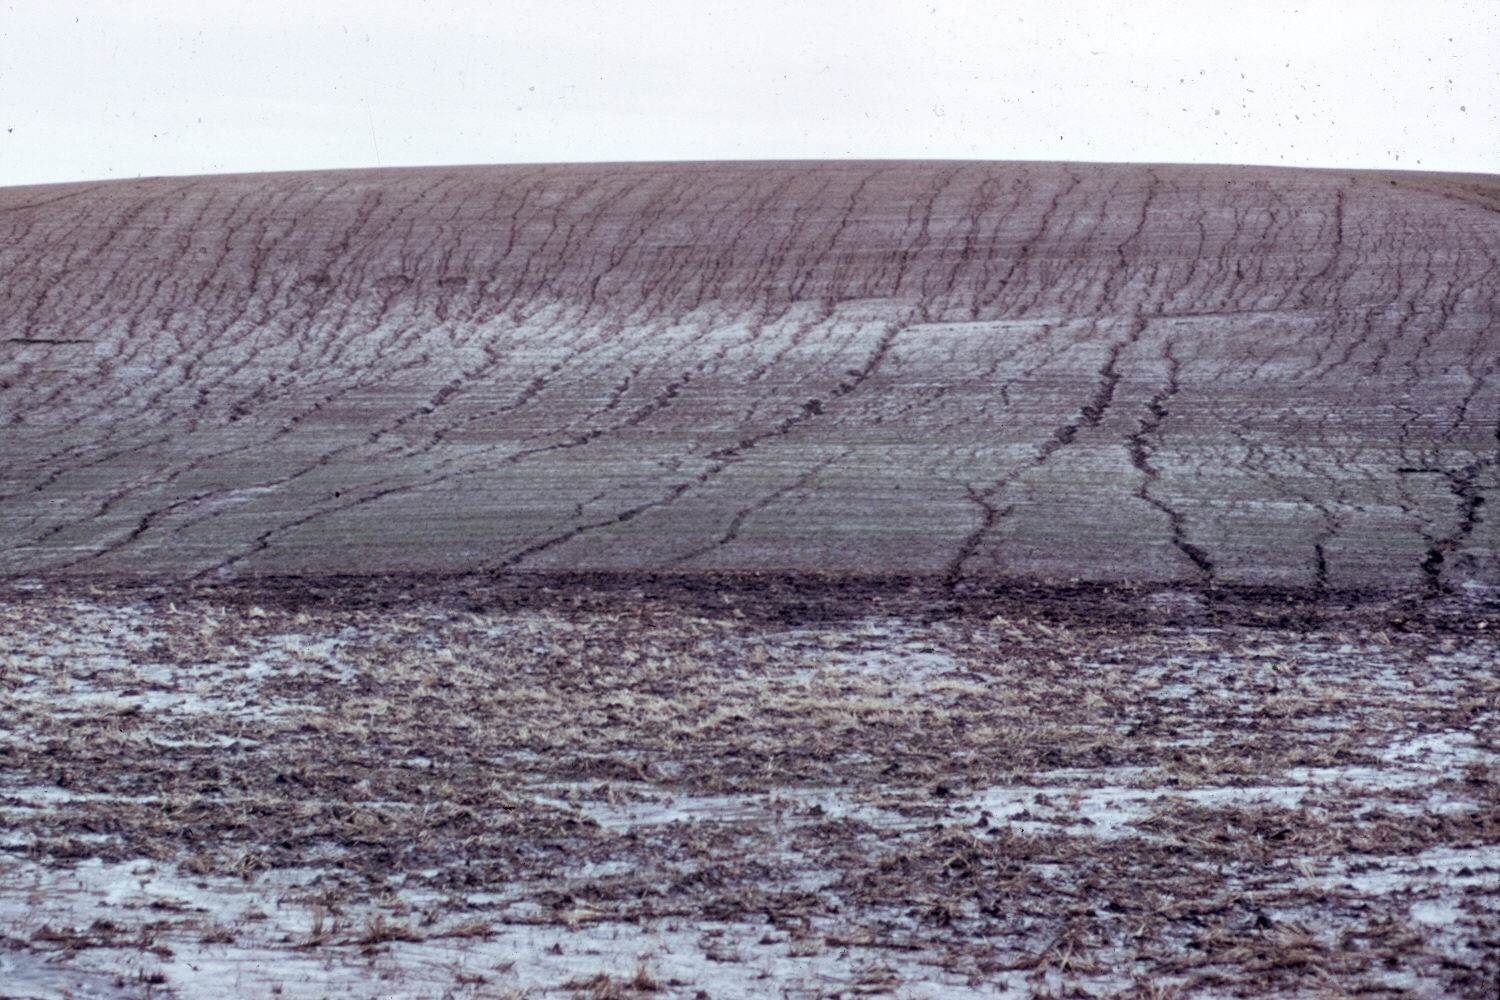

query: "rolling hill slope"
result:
(1, 162), (1495, 590)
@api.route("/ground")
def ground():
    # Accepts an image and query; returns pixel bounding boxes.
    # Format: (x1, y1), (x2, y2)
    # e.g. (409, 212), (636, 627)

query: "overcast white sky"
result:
(0, 0), (1495, 188)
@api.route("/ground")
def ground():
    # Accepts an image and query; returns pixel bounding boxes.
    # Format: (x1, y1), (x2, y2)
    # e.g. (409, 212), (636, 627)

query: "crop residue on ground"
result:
(0, 577), (1495, 997)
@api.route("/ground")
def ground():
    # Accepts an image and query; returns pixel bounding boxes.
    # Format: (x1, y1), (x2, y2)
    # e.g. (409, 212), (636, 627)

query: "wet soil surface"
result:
(1, 575), (1495, 997)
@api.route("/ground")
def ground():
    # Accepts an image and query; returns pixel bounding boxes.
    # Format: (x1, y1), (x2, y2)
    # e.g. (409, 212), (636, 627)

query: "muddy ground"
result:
(1, 575), (1495, 998)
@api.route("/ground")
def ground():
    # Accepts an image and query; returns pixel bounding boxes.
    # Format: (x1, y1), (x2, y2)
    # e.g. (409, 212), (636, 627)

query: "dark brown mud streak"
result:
(1, 162), (1496, 593)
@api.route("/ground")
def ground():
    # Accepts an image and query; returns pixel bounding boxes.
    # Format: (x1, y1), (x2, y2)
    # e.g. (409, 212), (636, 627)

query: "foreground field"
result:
(2, 576), (1495, 998)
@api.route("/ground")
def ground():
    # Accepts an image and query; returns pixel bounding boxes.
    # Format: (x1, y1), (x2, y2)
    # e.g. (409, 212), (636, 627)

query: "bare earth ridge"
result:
(1, 162), (1496, 590)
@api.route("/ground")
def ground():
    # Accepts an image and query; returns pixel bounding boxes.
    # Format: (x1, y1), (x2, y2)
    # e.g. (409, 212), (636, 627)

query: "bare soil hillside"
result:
(1, 163), (1496, 591)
